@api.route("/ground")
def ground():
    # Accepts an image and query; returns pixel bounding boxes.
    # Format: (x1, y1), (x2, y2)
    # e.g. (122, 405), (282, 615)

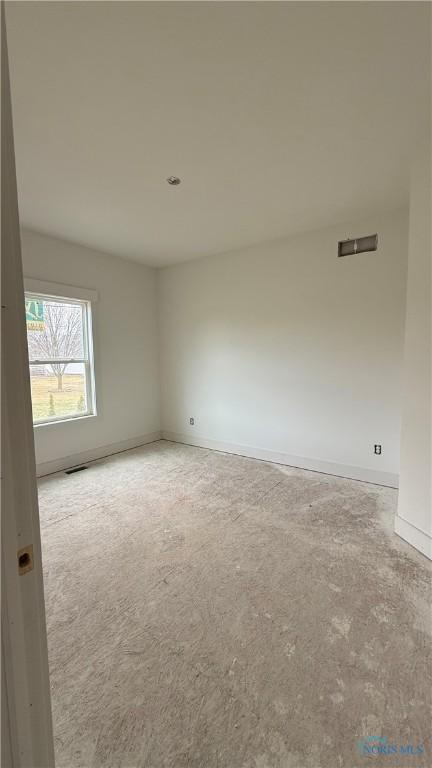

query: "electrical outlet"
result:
(189, 417), (195, 426)
(374, 444), (382, 455)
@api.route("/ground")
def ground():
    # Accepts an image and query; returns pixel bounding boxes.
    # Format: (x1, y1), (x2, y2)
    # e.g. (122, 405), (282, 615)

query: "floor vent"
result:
(338, 234), (378, 257)
(65, 465), (88, 475)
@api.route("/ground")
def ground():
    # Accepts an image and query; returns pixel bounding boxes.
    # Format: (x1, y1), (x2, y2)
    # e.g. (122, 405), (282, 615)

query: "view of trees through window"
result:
(25, 295), (93, 423)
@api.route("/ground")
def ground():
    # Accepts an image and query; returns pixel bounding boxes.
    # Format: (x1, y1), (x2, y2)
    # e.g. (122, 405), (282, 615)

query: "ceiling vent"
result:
(338, 234), (378, 258)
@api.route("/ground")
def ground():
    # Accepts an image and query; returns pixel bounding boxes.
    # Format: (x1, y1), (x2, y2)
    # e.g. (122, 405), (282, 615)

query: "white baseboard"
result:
(36, 431), (162, 477)
(395, 515), (432, 560)
(162, 431), (399, 488)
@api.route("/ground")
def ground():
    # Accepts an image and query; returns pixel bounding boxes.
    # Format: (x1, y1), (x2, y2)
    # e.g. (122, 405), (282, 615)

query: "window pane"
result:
(26, 298), (85, 362)
(30, 362), (88, 422)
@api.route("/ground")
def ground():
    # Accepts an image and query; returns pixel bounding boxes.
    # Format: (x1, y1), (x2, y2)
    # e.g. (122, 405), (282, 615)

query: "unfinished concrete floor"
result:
(38, 440), (431, 768)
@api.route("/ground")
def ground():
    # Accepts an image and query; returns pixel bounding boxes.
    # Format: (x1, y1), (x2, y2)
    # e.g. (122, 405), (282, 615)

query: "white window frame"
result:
(24, 279), (98, 427)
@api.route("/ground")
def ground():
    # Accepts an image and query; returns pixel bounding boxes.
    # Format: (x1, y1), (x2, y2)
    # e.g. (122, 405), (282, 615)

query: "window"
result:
(25, 292), (96, 425)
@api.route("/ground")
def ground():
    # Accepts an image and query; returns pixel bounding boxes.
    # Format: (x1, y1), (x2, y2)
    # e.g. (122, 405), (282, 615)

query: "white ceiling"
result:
(6, 1), (430, 267)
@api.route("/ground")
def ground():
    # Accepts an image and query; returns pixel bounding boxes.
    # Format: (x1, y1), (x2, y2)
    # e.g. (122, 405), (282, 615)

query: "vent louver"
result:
(338, 234), (378, 257)
(65, 465), (88, 475)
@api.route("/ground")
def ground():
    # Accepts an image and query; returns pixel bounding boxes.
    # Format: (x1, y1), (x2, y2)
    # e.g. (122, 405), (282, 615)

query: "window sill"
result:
(33, 413), (97, 429)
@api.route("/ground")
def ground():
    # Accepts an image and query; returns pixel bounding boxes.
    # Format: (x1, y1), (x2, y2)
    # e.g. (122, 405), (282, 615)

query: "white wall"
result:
(21, 229), (160, 473)
(396, 137), (431, 559)
(158, 210), (408, 486)
(22, 210), (411, 488)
